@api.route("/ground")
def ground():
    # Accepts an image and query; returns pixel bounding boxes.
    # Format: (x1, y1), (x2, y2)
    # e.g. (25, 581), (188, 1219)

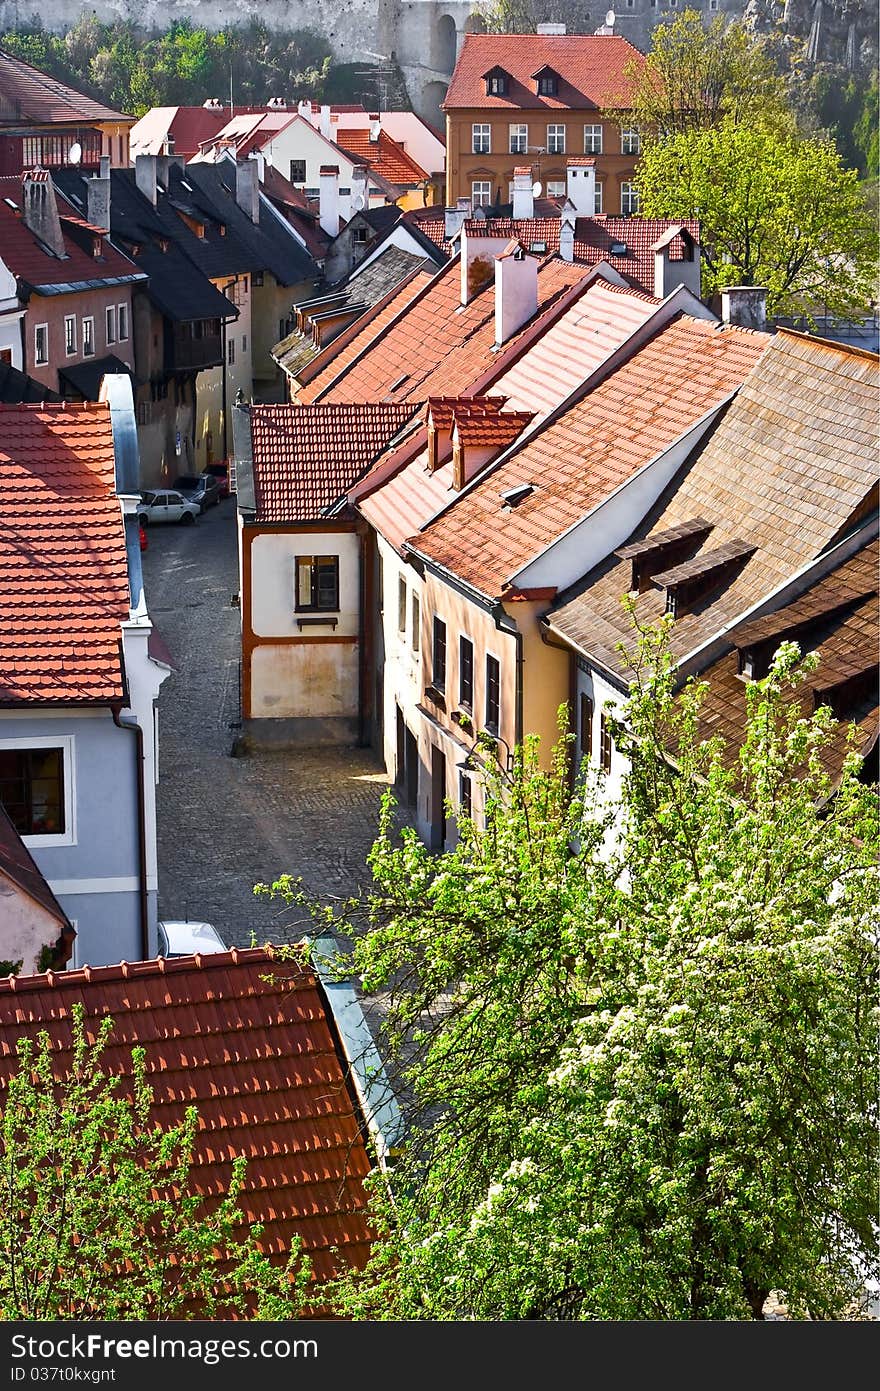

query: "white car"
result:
(138, 489), (200, 526)
(157, 920), (228, 957)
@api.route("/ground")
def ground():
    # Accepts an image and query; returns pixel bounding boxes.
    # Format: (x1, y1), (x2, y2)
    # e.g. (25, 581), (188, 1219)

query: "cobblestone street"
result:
(141, 498), (406, 947)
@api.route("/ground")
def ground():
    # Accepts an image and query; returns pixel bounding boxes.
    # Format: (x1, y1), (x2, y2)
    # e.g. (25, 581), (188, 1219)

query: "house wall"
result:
(573, 659), (628, 809)
(0, 709), (142, 967)
(0, 878), (65, 975)
(196, 274), (252, 466)
(0, 256), (23, 366)
(24, 284), (136, 394)
(376, 536), (424, 785)
(252, 272), (317, 399)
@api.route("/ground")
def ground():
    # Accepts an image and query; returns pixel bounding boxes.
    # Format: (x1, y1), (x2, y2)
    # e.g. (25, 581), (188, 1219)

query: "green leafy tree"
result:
(0, 1005), (309, 1319)
(475, 2), (594, 34)
(280, 623), (878, 1320)
(636, 118), (879, 320)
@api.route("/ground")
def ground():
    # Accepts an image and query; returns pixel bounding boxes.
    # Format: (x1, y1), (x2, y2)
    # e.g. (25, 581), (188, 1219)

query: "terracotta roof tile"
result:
(0, 401), (130, 703)
(0, 177), (144, 291)
(442, 33), (643, 111)
(0, 948), (376, 1295)
(336, 127), (430, 185)
(0, 47), (133, 126)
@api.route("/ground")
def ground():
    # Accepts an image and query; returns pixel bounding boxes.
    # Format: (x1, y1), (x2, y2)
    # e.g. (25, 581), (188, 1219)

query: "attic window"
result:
(500, 483), (534, 508)
(616, 517), (713, 593)
(610, 240), (628, 255)
(811, 663), (879, 720)
(487, 75), (507, 96)
(533, 67), (558, 96)
(529, 240), (547, 253)
(733, 583), (877, 682)
(652, 539), (756, 618)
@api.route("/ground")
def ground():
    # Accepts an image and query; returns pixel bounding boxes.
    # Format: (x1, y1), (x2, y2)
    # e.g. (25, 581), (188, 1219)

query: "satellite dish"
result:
(606, 9), (615, 25)
(68, 142), (82, 166)
(532, 180), (542, 198)
(351, 190), (366, 212)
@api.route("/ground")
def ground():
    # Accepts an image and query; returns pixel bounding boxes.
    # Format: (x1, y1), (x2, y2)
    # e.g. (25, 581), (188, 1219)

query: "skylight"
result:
(500, 483), (534, 508)
(610, 240), (628, 255)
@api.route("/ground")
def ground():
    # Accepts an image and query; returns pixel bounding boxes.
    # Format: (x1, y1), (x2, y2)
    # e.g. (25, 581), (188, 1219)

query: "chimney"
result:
(319, 164), (340, 237)
(536, 21), (567, 34)
(460, 222), (505, 305)
(298, 99), (313, 120)
(559, 200), (576, 263)
(203, 98), (223, 110)
(319, 103), (332, 140)
(21, 170), (65, 258)
(235, 154), (260, 225)
(720, 286), (767, 332)
(87, 160), (111, 232)
(652, 226), (701, 300)
(351, 163), (368, 211)
(445, 196), (471, 241)
(494, 241), (539, 345)
(566, 160), (596, 216)
(369, 112), (381, 143)
(511, 166), (534, 221)
(135, 153), (158, 206)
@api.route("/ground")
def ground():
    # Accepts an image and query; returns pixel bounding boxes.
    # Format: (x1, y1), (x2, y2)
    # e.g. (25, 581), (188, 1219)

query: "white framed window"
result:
(411, 593), (420, 654)
(547, 124), (566, 155)
(64, 315), (76, 357)
(105, 304), (116, 345)
(584, 124), (603, 154)
(398, 576), (407, 633)
(509, 123), (528, 154)
(117, 302), (129, 341)
(0, 734), (76, 848)
(81, 316), (94, 358)
(709, 0), (718, 8)
(621, 128), (641, 156)
(546, 180), (565, 197)
(621, 182), (640, 215)
(34, 323), (49, 365)
(472, 123), (491, 155)
(228, 338), (235, 366)
(472, 180), (492, 208)
(594, 182), (604, 213)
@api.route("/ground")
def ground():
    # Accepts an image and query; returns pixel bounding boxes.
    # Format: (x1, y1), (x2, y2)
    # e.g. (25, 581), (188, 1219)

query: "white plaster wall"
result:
(377, 535), (423, 779)
(250, 529), (360, 638)
(0, 880), (63, 975)
(251, 641), (359, 718)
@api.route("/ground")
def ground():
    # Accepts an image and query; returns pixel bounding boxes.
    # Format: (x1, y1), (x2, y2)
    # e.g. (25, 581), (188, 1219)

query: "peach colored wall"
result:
(25, 285), (135, 393)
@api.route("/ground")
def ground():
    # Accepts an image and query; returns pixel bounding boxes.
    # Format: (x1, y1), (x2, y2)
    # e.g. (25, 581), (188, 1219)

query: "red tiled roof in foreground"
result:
(249, 400), (417, 522)
(442, 33), (643, 111)
(0, 948), (375, 1297)
(0, 401), (130, 704)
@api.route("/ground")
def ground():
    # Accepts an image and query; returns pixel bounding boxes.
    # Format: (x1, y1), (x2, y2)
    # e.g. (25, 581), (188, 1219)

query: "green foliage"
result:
(0, 961), (22, 979)
(290, 623), (878, 1320)
(0, 1004), (310, 1318)
(807, 69), (880, 179)
(637, 118), (879, 321)
(475, 2), (594, 34)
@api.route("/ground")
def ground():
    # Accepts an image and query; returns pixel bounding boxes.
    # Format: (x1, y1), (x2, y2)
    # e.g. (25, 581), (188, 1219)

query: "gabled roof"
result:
(0, 48), (133, 127)
(0, 359), (60, 405)
(411, 315), (768, 599)
(0, 948), (376, 1290)
(0, 400), (130, 704)
(442, 33), (644, 111)
(336, 127), (430, 186)
(547, 331), (880, 679)
(179, 161), (318, 286)
(58, 353), (135, 402)
(247, 401), (416, 523)
(0, 802), (72, 931)
(0, 177), (145, 294)
(129, 105), (228, 159)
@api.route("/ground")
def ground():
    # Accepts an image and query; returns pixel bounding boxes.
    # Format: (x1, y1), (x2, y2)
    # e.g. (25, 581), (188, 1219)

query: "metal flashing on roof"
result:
(29, 273), (148, 295)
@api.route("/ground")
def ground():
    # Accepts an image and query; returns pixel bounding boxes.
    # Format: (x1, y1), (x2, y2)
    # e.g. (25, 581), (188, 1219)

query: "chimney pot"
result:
(319, 103), (332, 139)
(511, 166), (534, 221)
(565, 160), (596, 216)
(720, 286), (768, 332)
(135, 153), (158, 206)
(235, 154), (260, 225)
(319, 164), (340, 237)
(21, 170), (65, 258)
(559, 201), (576, 263)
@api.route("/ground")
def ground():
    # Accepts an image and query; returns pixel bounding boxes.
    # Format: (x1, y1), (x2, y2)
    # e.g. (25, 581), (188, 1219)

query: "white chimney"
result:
(559, 200), (576, 263)
(652, 226), (701, 300)
(536, 22), (567, 33)
(511, 166), (534, 221)
(135, 153), (158, 206)
(319, 164), (340, 237)
(720, 286), (768, 332)
(495, 242), (539, 345)
(460, 223), (509, 305)
(319, 104), (332, 140)
(369, 112), (381, 143)
(566, 161), (596, 216)
(235, 153), (260, 225)
(298, 99), (313, 120)
(445, 198), (470, 241)
(350, 163), (368, 211)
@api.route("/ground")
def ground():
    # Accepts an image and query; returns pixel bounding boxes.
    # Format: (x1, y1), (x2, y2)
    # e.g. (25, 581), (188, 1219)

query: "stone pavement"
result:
(141, 497), (410, 947)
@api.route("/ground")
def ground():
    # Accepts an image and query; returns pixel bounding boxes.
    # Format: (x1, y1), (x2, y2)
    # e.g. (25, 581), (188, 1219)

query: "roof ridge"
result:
(0, 945), (311, 995)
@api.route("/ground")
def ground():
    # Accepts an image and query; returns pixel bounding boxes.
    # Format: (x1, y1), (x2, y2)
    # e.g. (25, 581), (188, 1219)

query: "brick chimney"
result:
(720, 286), (767, 332)
(511, 167), (534, 221)
(21, 170), (65, 258)
(135, 153), (158, 207)
(319, 164), (340, 237)
(235, 154), (260, 225)
(495, 241), (539, 345)
(87, 155), (111, 232)
(566, 160), (596, 216)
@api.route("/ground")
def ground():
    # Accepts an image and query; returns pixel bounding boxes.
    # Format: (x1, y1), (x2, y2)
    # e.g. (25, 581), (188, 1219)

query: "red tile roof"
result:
(129, 105), (229, 159)
(411, 315), (767, 598)
(442, 33), (644, 111)
(0, 48), (134, 126)
(0, 401), (130, 704)
(336, 127), (430, 186)
(249, 401), (417, 522)
(0, 177), (143, 291)
(0, 948), (376, 1295)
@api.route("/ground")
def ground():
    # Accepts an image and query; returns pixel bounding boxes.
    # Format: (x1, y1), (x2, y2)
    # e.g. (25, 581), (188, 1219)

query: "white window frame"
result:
(34, 323), (49, 365)
(105, 304), (116, 345)
(117, 302), (129, 341)
(81, 316), (95, 358)
(547, 124), (566, 155)
(472, 180), (492, 208)
(546, 180), (565, 198)
(0, 734), (77, 848)
(621, 181), (640, 215)
(472, 123), (491, 155)
(621, 128), (641, 156)
(509, 123), (528, 154)
(594, 182), (604, 214)
(584, 124), (603, 155)
(64, 314), (77, 357)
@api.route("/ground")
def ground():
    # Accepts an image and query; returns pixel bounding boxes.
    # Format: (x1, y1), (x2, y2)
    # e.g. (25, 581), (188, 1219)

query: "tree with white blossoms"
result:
(272, 617), (878, 1320)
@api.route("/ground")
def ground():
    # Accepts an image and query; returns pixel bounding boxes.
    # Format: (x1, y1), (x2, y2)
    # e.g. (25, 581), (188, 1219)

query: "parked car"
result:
(173, 471), (221, 512)
(205, 460), (231, 500)
(157, 919), (228, 958)
(139, 521), (148, 551)
(138, 489), (200, 526)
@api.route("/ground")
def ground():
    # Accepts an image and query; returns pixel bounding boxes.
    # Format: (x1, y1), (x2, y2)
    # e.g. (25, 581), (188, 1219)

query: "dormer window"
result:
(532, 66), (559, 97)
(483, 67), (508, 97)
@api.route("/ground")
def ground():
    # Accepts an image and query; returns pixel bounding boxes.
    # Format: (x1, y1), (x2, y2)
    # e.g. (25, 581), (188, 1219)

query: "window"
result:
(547, 124), (566, 155)
(105, 304), (116, 345)
(621, 182), (640, 215)
(584, 124), (603, 155)
(621, 128), (641, 156)
(64, 315), (76, 357)
(709, 0), (718, 8)
(487, 73), (507, 96)
(411, 593), (420, 653)
(459, 636), (474, 710)
(472, 180), (492, 208)
(353, 226), (369, 244)
(546, 180), (565, 197)
(600, 712), (613, 773)
(398, 576), (407, 633)
(295, 555), (339, 611)
(34, 324), (48, 365)
(82, 317), (94, 358)
(485, 655), (500, 735)
(472, 123), (491, 155)
(0, 736), (75, 845)
(594, 182), (603, 214)
(459, 772), (472, 817)
(579, 693), (594, 760)
(228, 338), (235, 365)
(289, 159), (306, 183)
(509, 123), (528, 154)
(537, 74), (557, 96)
(242, 334), (247, 351)
(432, 617), (447, 692)
(117, 302), (129, 341)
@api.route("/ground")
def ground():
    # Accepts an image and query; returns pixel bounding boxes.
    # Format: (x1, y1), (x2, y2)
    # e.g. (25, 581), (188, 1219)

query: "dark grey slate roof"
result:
(0, 360), (60, 404)
(58, 353), (136, 401)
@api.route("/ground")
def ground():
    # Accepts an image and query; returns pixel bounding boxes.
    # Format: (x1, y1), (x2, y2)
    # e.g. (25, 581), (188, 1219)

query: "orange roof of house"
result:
(0, 948), (376, 1292)
(442, 33), (644, 111)
(0, 401), (130, 704)
(336, 127), (430, 186)
(411, 315), (768, 598)
(0, 47), (133, 126)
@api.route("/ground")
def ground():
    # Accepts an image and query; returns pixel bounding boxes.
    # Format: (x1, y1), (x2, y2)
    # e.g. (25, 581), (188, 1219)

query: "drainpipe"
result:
(112, 703), (150, 960)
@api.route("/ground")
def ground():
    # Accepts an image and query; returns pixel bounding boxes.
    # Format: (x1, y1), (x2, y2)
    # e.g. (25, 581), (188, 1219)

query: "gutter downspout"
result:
(112, 703), (149, 960)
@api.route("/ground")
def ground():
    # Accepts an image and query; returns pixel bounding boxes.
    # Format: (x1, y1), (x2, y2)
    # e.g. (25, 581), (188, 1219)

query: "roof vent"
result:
(652, 539), (756, 618)
(500, 483), (534, 508)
